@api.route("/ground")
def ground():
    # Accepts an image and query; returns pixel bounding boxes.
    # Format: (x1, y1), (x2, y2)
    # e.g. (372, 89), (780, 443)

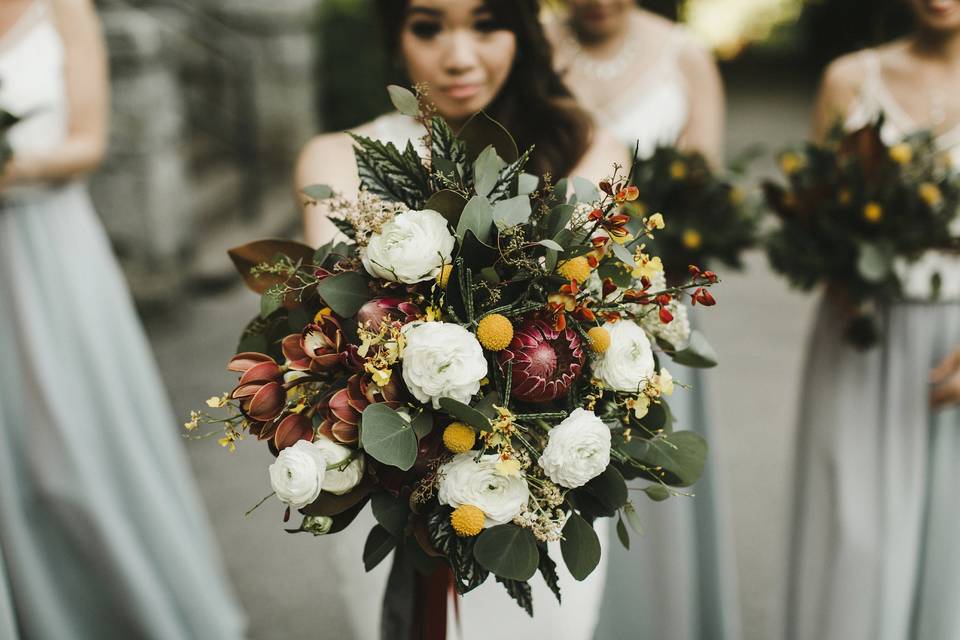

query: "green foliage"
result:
(363, 524), (396, 571)
(538, 546), (562, 604)
(427, 509), (489, 594)
(473, 524), (539, 581)
(351, 134), (432, 209)
(496, 576), (534, 616)
(360, 404), (418, 471)
(619, 430), (708, 488)
(316, 271), (371, 317)
(371, 492), (409, 537)
(560, 513), (601, 581)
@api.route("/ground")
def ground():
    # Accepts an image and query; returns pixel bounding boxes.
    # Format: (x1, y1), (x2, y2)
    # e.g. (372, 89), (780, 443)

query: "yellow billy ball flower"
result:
(476, 313), (514, 351)
(670, 160), (688, 180)
(443, 422), (476, 453)
(587, 326), (611, 353)
(919, 182), (943, 207)
(779, 152), (803, 175)
(682, 229), (703, 250)
(436, 264), (453, 289)
(863, 201), (883, 223)
(557, 255), (592, 283)
(451, 504), (485, 537)
(889, 143), (913, 165)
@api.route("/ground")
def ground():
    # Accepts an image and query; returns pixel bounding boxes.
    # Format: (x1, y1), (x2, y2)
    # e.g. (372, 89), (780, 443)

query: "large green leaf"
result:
(316, 271), (371, 317)
(371, 491), (409, 536)
(363, 524), (396, 571)
(300, 474), (375, 517)
(360, 404), (418, 471)
(474, 146), (506, 198)
(425, 189), (468, 228)
(560, 513), (601, 581)
(387, 84), (420, 117)
(669, 330), (718, 368)
(571, 176), (600, 204)
(439, 397), (490, 431)
(583, 466), (628, 516)
(473, 524), (539, 581)
(458, 111), (518, 163)
(620, 430), (707, 487)
(457, 195), (494, 243)
(545, 204), (575, 239)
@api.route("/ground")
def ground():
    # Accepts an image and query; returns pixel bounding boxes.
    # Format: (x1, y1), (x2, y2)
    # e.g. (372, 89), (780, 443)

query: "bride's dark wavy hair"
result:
(375, 0), (592, 180)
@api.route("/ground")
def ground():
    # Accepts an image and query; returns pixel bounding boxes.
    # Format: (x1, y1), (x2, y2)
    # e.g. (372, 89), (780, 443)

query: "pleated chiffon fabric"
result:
(786, 299), (960, 640)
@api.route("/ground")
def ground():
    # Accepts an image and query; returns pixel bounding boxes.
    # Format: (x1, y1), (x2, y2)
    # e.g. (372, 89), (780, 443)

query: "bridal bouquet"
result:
(628, 146), (758, 277)
(189, 86), (720, 623)
(764, 119), (960, 347)
(0, 106), (21, 165)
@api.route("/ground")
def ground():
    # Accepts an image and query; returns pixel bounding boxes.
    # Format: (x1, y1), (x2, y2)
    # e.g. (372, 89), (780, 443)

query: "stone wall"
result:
(91, 0), (319, 302)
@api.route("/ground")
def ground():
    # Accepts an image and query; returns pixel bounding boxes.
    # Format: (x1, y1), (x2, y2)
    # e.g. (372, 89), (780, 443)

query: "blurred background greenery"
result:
(313, 0), (915, 132)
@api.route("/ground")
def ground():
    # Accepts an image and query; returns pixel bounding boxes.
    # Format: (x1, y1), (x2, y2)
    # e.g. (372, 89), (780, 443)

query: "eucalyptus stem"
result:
(245, 491), (276, 517)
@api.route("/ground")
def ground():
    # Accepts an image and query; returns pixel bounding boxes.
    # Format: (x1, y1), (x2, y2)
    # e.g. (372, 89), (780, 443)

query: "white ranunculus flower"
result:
(269, 440), (327, 508)
(592, 319), (655, 392)
(438, 453), (529, 527)
(539, 408), (611, 488)
(314, 436), (365, 495)
(401, 322), (487, 409)
(362, 209), (455, 284)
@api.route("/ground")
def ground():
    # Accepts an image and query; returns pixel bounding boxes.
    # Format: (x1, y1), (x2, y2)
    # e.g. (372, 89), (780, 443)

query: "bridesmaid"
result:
(786, 1), (960, 638)
(0, 1), (245, 637)
(296, 1), (627, 638)
(546, 3), (741, 640)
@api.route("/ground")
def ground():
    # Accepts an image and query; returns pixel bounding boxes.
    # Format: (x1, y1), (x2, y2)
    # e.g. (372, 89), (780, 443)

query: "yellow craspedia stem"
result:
(682, 229), (703, 250)
(889, 143), (913, 165)
(587, 326), (611, 354)
(919, 182), (943, 207)
(863, 201), (883, 223)
(451, 504), (485, 537)
(436, 264), (453, 289)
(443, 422), (476, 454)
(557, 255), (592, 283)
(476, 314), (514, 351)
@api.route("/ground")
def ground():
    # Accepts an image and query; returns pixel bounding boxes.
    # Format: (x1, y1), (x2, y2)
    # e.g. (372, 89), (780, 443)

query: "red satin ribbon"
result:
(412, 566), (458, 640)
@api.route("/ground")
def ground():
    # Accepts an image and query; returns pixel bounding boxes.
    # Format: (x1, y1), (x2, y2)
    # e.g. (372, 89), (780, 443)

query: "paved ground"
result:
(144, 67), (819, 640)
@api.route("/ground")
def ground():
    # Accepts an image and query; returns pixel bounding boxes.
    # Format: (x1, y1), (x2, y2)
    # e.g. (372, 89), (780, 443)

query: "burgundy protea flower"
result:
(356, 298), (422, 330)
(282, 314), (355, 373)
(317, 373), (405, 444)
(497, 317), (585, 403)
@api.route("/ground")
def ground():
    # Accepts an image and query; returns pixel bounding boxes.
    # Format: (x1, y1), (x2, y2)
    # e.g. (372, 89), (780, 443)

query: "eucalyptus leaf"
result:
(458, 111), (519, 163)
(360, 404), (418, 471)
(457, 195), (494, 244)
(260, 291), (283, 319)
(624, 503), (644, 534)
(584, 466), (628, 516)
(411, 409), (434, 439)
(537, 239), (564, 252)
(425, 189), (468, 228)
(474, 146), (506, 197)
(620, 430), (707, 487)
(363, 524), (396, 572)
(545, 204), (575, 239)
(438, 397), (490, 431)
(518, 173), (539, 195)
(492, 195), (532, 229)
(302, 183), (334, 200)
(610, 241), (635, 267)
(616, 516), (630, 550)
(670, 330), (718, 368)
(560, 513), (601, 581)
(473, 524), (539, 581)
(387, 85), (421, 117)
(643, 485), (671, 502)
(571, 176), (600, 204)
(316, 271), (371, 317)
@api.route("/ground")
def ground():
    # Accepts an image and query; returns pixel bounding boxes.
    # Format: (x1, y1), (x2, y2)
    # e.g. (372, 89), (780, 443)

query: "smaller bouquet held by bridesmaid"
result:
(627, 146), (759, 278)
(188, 86), (722, 629)
(764, 119), (960, 348)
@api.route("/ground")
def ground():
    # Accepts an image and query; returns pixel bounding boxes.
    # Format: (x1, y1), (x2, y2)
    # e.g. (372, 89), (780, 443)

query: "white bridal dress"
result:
(568, 25), (743, 640)
(785, 49), (960, 640)
(0, 2), (245, 638)
(325, 111), (608, 640)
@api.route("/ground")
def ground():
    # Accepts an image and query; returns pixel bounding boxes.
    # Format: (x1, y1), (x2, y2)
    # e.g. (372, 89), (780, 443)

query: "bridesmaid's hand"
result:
(930, 348), (960, 408)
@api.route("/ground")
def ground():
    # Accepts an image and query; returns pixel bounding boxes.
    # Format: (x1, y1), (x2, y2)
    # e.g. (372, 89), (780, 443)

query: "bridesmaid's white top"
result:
(0, 0), (66, 156)
(846, 49), (960, 301)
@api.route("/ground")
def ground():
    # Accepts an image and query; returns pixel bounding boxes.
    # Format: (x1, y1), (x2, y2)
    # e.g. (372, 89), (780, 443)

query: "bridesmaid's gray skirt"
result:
(0, 184), (245, 639)
(594, 313), (742, 640)
(786, 297), (960, 640)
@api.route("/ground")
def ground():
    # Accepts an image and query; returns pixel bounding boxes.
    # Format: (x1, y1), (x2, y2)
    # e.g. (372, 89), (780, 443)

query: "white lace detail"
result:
(846, 49), (960, 301)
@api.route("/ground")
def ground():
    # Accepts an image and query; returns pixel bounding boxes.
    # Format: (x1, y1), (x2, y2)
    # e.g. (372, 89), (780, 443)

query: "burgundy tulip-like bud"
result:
(282, 334), (311, 371)
(239, 360), (283, 386)
(227, 352), (275, 374)
(497, 317), (585, 404)
(356, 298), (422, 330)
(242, 381), (285, 422)
(274, 413), (314, 451)
(301, 315), (347, 371)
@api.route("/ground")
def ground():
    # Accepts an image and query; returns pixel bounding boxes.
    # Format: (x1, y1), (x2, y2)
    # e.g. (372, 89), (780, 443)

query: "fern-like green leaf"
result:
(496, 576), (534, 616)
(351, 134), (431, 209)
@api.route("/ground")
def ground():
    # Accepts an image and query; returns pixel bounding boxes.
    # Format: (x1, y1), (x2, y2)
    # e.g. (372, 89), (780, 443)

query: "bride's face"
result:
(568, 0), (632, 40)
(399, 0), (517, 125)
(909, 0), (960, 31)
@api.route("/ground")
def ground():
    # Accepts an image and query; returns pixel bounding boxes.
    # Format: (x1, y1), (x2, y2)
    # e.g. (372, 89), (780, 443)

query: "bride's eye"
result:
(408, 20), (442, 40)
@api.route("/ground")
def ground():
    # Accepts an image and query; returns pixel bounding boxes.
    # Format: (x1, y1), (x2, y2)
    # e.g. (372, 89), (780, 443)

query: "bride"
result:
(295, 0), (627, 637)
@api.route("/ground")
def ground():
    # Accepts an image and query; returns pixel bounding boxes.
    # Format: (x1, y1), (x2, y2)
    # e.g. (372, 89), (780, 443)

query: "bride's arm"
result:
(294, 132), (359, 247)
(3, 0), (108, 186)
(569, 126), (631, 184)
(677, 41), (725, 167)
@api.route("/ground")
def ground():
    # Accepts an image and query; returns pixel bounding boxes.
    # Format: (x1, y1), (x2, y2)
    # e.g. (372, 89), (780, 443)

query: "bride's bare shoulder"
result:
(294, 119), (380, 193)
